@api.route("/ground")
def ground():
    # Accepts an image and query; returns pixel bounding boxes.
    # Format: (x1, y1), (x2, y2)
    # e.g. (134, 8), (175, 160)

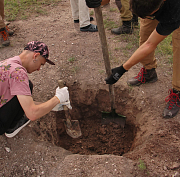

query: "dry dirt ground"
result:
(1, 0), (180, 177)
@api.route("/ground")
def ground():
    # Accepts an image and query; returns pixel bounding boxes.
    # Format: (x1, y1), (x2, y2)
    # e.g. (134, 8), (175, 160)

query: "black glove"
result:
(85, 0), (102, 8)
(105, 65), (127, 84)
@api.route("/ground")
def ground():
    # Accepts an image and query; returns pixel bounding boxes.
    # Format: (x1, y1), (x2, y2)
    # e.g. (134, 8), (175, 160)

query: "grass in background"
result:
(103, 18), (118, 30)
(4, 0), (61, 21)
(156, 34), (173, 63)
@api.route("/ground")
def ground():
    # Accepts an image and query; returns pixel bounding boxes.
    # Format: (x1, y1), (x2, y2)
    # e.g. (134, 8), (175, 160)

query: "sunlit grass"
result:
(4, 0), (61, 21)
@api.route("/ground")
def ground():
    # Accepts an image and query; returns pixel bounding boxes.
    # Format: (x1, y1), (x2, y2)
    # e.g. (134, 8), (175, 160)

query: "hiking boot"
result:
(111, 21), (133, 35)
(0, 27), (10, 47)
(163, 89), (180, 118)
(127, 67), (158, 86)
(5, 115), (30, 138)
(5, 26), (14, 36)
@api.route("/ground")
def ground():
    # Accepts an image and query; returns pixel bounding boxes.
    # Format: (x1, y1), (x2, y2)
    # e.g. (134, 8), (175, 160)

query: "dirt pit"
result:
(33, 83), (139, 156)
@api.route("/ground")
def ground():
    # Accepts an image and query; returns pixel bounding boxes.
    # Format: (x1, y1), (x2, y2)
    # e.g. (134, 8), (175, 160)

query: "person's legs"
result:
(120, 0), (132, 22)
(70, 0), (79, 21)
(79, 0), (90, 28)
(127, 18), (159, 86)
(163, 27), (180, 118)
(139, 18), (159, 69)
(112, 0), (133, 35)
(79, 0), (97, 32)
(0, 80), (33, 135)
(172, 27), (180, 91)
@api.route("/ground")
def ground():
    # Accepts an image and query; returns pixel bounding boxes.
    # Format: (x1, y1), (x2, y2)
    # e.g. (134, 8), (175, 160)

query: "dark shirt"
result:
(154, 0), (180, 35)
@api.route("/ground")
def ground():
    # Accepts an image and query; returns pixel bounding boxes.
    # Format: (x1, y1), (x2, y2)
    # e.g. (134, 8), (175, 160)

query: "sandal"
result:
(80, 24), (98, 32)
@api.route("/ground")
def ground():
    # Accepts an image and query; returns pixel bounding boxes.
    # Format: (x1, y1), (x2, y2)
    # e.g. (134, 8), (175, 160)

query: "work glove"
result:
(105, 65), (127, 84)
(55, 87), (69, 103)
(52, 101), (72, 111)
(85, 0), (102, 8)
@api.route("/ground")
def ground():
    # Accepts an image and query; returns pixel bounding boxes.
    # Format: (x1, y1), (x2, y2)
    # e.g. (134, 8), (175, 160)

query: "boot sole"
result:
(127, 78), (158, 86)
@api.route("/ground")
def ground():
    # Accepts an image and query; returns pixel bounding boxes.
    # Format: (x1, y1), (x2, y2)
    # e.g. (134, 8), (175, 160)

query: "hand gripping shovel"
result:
(58, 80), (82, 138)
(94, 6), (126, 128)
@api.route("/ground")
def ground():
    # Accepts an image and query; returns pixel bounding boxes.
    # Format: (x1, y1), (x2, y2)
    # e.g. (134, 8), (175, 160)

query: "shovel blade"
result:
(101, 111), (126, 128)
(63, 119), (82, 138)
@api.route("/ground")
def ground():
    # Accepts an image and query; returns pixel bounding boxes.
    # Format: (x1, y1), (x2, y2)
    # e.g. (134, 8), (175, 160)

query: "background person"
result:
(111, 0), (138, 35)
(105, 0), (180, 119)
(70, 0), (98, 32)
(85, 0), (180, 119)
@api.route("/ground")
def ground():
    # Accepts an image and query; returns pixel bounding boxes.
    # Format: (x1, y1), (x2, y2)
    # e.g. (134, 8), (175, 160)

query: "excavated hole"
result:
(54, 83), (140, 156)
(34, 83), (140, 156)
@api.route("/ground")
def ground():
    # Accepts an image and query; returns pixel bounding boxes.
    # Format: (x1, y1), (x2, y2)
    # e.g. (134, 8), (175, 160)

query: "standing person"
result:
(86, 0), (180, 118)
(0, 0), (14, 47)
(111, 0), (138, 35)
(70, 0), (98, 32)
(0, 41), (71, 138)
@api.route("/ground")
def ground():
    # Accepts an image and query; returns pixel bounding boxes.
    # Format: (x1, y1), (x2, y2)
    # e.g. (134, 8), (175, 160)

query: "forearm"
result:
(17, 95), (60, 121)
(123, 42), (156, 70)
(123, 29), (167, 71)
(29, 96), (60, 121)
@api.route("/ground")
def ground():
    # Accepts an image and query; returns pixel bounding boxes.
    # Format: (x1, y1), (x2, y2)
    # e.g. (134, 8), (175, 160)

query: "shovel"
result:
(58, 80), (82, 138)
(94, 6), (126, 128)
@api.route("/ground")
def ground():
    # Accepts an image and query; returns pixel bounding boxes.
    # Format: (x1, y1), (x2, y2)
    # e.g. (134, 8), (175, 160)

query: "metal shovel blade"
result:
(62, 118), (82, 138)
(101, 109), (126, 128)
(58, 80), (82, 138)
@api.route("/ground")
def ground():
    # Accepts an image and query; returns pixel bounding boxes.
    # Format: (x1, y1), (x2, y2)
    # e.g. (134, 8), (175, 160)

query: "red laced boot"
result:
(163, 89), (180, 118)
(0, 27), (10, 47)
(127, 67), (158, 86)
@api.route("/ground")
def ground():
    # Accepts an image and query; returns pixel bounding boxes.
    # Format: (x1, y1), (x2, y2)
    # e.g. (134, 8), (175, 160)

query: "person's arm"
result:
(17, 95), (59, 121)
(17, 86), (69, 121)
(105, 29), (168, 84)
(123, 29), (168, 70)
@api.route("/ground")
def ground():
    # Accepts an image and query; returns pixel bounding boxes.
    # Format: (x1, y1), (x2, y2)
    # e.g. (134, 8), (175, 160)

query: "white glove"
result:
(52, 101), (72, 111)
(55, 87), (69, 103)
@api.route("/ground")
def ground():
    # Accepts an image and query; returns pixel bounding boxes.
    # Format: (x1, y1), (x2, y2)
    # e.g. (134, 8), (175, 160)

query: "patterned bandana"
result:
(24, 41), (55, 65)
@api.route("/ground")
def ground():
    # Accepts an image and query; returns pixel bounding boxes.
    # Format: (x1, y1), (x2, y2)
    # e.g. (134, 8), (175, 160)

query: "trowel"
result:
(58, 80), (82, 138)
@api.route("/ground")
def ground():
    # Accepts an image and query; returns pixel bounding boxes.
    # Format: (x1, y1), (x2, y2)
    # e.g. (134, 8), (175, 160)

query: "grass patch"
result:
(90, 10), (94, 16)
(103, 18), (118, 30)
(109, 8), (117, 12)
(138, 159), (147, 171)
(4, 0), (61, 21)
(71, 66), (78, 74)
(156, 34), (173, 63)
(68, 56), (76, 63)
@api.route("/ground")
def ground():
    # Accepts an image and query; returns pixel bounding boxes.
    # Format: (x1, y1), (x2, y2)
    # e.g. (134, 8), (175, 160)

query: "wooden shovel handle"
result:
(58, 80), (68, 111)
(94, 6), (115, 110)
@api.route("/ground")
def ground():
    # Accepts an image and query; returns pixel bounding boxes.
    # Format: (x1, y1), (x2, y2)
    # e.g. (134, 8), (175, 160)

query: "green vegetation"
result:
(71, 66), (78, 74)
(99, 69), (105, 74)
(90, 10), (94, 16)
(156, 34), (173, 63)
(109, 8), (117, 12)
(138, 159), (147, 171)
(68, 56), (76, 63)
(4, 0), (61, 21)
(103, 18), (118, 30)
